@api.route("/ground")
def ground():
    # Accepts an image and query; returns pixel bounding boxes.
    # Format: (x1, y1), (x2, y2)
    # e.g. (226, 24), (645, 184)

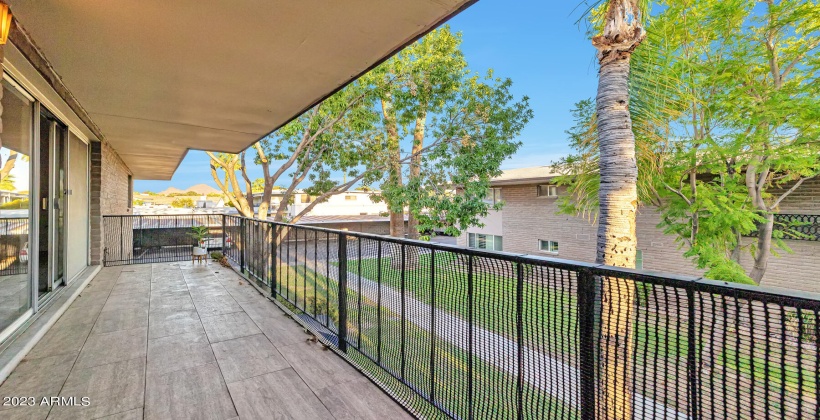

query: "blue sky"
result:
(136, 0), (599, 192)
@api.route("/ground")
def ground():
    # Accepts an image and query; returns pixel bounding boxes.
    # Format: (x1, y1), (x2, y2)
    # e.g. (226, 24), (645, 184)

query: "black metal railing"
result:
(743, 213), (820, 241)
(0, 217), (29, 276)
(104, 214), (820, 419)
(774, 213), (820, 241)
(102, 214), (225, 265)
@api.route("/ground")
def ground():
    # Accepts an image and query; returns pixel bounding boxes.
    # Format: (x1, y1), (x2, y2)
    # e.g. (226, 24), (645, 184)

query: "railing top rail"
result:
(104, 213), (226, 217)
(108, 213), (820, 307)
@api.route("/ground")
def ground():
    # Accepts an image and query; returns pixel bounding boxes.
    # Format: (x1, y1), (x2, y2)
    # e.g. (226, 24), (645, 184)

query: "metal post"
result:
(429, 249), (437, 402)
(687, 287), (700, 420)
(578, 268), (597, 420)
(337, 233), (348, 352)
(467, 255), (474, 419)
(400, 244), (406, 379)
(516, 262), (524, 420)
(119, 216), (124, 263)
(222, 214), (227, 254)
(239, 217), (246, 273)
(270, 223), (277, 297)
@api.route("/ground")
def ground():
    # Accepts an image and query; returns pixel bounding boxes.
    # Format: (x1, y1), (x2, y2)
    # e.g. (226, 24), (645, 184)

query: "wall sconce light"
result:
(0, 3), (11, 45)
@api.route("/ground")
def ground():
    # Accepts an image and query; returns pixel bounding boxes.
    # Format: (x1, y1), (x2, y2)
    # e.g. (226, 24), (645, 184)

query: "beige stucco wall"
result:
(462, 180), (820, 293)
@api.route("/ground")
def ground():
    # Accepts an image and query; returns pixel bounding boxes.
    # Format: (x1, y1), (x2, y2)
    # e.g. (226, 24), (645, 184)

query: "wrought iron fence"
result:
(773, 213), (820, 241)
(743, 213), (820, 241)
(105, 214), (820, 419)
(102, 214), (225, 265)
(0, 217), (28, 276)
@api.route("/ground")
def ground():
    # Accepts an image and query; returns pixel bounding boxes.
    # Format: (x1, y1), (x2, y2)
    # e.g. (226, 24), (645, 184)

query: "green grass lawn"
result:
(278, 252), (812, 418)
(346, 252), (579, 355)
(274, 259), (578, 418)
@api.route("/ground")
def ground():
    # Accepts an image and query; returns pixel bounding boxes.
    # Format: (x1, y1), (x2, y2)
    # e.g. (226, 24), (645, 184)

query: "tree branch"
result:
(771, 175), (815, 209)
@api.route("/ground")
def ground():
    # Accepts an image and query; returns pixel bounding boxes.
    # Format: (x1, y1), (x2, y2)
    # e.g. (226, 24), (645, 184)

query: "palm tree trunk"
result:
(592, 2), (645, 418)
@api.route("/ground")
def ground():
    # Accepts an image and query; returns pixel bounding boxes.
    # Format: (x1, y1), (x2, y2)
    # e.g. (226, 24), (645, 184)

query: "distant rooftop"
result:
(491, 166), (560, 185)
(297, 214), (406, 225)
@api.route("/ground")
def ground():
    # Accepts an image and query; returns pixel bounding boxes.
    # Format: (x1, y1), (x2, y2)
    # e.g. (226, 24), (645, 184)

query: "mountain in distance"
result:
(186, 184), (221, 195)
(157, 186), (185, 195)
(156, 184), (220, 196)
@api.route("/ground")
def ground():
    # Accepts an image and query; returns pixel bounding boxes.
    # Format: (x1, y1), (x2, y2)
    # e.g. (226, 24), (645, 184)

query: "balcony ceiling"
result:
(6, 0), (475, 180)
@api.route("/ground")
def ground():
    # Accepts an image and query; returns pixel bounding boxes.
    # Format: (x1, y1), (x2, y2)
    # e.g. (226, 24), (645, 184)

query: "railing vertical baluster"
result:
(467, 254), (474, 419)
(516, 262), (524, 420)
(222, 214), (226, 254)
(377, 239), (383, 364)
(357, 237), (362, 348)
(337, 233), (348, 353)
(687, 286), (700, 420)
(429, 249), (437, 404)
(139, 216), (143, 263)
(239, 217), (245, 273)
(400, 243), (406, 380)
(119, 216), (124, 263)
(271, 223), (277, 295)
(578, 268), (597, 420)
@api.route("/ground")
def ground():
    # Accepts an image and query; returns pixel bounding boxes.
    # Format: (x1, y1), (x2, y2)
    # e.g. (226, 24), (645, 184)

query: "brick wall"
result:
(101, 141), (132, 215)
(464, 181), (820, 293)
(90, 141), (132, 265)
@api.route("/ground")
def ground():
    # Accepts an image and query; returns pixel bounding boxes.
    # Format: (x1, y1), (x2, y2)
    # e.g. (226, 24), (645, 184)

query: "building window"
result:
(127, 175), (133, 209)
(484, 188), (502, 205)
(538, 239), (559, 253)
(345, 195), (357, 201)
(635, 250), (643, 270)
(468, 233), (503, 251)
(537, 184), (558, 197)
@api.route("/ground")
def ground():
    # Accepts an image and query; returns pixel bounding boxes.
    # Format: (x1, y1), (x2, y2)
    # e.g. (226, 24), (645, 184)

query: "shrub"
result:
(0, 198), (29, 209)
(171, 198), (194, 208)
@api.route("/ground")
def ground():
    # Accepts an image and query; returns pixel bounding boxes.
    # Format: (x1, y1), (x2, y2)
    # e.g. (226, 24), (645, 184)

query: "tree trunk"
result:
(592, 2), (644, 417)
(749, 213), (773, 284)
(406, 111), (426, 240)
(382, 95), (404, 239)
(595, 51), (639, 420)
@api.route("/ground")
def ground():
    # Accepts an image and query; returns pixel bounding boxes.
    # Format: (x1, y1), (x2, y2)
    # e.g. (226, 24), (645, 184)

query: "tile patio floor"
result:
(0, 262), (411, 420)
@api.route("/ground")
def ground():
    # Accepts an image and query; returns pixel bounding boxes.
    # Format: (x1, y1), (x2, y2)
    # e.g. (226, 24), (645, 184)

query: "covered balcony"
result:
(0, 1), (818, 419)
(1, 260), (410, 419)
(8, 214), (813, 419)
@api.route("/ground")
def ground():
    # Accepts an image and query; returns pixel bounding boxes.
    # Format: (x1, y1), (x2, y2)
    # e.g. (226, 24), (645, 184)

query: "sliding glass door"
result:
(37, 109), (67, 300)
(0, 78), (33, 339)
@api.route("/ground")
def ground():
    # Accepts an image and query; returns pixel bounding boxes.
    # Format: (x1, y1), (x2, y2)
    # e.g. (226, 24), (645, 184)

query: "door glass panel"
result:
(37, 114), (50, 297)
(38, 110), (68, 298)
(53, 124), (66, 285)
(0, 79), (33, 332)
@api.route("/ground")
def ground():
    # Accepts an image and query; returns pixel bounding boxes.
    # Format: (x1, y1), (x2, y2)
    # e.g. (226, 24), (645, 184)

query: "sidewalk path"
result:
(319, 261), (687, 419)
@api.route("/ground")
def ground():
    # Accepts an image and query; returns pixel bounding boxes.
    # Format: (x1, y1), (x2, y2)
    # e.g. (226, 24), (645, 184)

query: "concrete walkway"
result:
(0, 262), (410, 420)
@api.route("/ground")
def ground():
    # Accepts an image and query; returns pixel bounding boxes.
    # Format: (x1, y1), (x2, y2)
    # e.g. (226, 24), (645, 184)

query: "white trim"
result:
(537, 239), (559, 254)
(3, 44), (94, 144)
(1, 73), (34, 102)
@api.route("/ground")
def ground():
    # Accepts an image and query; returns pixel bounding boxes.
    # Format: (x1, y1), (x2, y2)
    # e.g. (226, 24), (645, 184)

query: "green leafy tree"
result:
(0, 174), (15, 191)
(208, 78), (384, 222)
(368, 27), (532, 239)
(562, 0), (819, 285)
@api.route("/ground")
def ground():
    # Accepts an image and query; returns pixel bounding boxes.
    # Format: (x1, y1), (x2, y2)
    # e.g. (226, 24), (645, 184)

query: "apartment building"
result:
(459, 166), (820, 292)
(253, 190), (388, 219)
